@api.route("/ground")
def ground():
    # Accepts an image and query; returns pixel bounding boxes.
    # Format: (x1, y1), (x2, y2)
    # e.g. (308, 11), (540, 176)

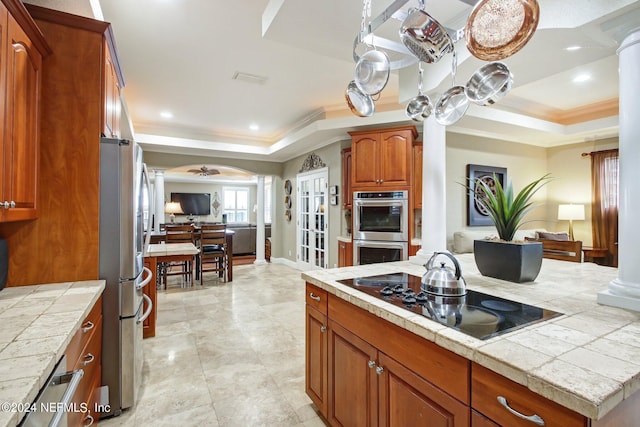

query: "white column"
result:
(411, 115), (448, 265)
(254, 175), (267, 264)
(153, 170), (165, 231)
(598, 29), (640, 312)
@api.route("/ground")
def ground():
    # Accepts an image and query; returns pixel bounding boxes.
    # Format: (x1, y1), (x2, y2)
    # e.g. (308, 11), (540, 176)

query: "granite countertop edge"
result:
(301, 257), (640, 421)
(0, 280), (105, 427)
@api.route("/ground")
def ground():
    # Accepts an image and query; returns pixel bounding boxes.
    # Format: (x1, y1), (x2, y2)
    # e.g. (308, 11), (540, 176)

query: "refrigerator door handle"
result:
(136, 267), (153, 291)
(142, 163), (153, 255)
(137, 293), (153, 324)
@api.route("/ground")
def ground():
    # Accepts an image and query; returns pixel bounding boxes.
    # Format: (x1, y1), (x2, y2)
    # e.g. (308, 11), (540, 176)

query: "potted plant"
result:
(468, 174), (552, 283)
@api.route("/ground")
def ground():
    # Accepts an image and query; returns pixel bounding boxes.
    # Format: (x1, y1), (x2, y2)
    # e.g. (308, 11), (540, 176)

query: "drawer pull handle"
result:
(84, 414), (95, 426)
(309, 293), (321, 302)
(375, 366), (384, 375)
(82, 321), (95, 333)
(320, 325), (327, 333)
(368, 360), (376, 369)
(497, 396), (545, 426)
(83, 353), (95, 366)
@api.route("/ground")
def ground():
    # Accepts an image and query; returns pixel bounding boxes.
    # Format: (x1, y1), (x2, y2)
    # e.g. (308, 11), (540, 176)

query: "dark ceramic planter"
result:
(473, 239), (543, 283)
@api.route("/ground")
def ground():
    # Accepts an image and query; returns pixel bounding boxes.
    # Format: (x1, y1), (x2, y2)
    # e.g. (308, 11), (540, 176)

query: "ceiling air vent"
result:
(232, 71), (268, 85)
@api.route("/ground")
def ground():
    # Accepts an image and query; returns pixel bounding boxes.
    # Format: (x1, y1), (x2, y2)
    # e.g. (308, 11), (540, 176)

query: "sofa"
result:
(451, 229), (582, 262)
(226, 223), (271, 255)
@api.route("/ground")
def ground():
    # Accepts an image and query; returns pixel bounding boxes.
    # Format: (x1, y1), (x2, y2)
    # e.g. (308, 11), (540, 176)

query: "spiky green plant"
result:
(470, 174), (552, 242)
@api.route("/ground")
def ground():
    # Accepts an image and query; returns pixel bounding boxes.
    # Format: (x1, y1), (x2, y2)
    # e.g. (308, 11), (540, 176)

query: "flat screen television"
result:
(170, 192), (211, 216)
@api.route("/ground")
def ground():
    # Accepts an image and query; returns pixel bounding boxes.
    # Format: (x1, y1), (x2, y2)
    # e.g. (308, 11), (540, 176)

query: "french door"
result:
(297, 168), (328, 269)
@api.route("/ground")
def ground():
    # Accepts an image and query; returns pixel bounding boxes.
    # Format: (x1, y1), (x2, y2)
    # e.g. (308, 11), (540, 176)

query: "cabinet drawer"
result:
(472, 363), (586, 427)
(66, 296), (102, 370)
(306, 283), (328, 314)
(71, 315), (102, 413)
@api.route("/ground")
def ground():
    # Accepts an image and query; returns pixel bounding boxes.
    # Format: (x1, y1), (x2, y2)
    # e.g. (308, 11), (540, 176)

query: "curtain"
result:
(590, 149), (619, 266)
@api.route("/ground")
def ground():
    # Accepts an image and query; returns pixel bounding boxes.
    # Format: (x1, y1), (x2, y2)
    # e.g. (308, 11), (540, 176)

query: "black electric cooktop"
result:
(337, 272), (562, 340)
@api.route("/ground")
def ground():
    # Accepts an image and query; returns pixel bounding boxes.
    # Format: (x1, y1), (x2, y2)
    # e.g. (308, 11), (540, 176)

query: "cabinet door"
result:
(104, 44), (121, 138)
(379, 130), (412, 187)
(341, 147), (352, 208)
(306, 305), (328, 416)
(352, 133), (380, 188)
(329, 321), (378, 427)
(378, 352), (469, 427)
(338, 241), (347, 268)
(2, 14), (41, 221)
(413, 142), (423, 208)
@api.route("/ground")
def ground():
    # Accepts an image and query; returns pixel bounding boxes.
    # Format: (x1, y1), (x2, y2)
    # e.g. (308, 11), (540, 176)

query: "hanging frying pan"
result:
(345, 80), (375, 117)
(434, 51), (469, 126)
(465, 0), (540, 61)
(465, 62), (513, 106)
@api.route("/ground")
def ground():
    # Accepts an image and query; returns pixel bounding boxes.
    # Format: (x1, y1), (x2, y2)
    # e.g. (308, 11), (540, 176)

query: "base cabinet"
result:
(305, 284), (329, 415)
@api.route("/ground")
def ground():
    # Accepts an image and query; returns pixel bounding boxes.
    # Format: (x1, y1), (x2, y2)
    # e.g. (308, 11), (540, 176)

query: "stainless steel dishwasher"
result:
(19, 355), (84, 427)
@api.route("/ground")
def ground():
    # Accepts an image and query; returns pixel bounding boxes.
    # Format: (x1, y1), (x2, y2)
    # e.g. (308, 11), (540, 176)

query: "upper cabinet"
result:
(103, 40), (121, 137)
(349, 126), (417, 190)
(0, 0), (50, 222)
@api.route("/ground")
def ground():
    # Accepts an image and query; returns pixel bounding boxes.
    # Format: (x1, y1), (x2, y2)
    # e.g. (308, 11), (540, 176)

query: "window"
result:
(223, 187), (249, 223)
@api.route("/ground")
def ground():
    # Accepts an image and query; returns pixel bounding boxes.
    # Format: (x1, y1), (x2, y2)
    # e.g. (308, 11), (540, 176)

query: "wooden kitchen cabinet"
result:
(349, 126), (417, 190)
(341, 147), (352, 209)
(143, 257), (157, 338)
(307, 284), (471, 426)
(104, 42), (121, 138)
(338, 239), (352, 267)
(472, 363), (585, 427)
(0, 0), (50, 222)
(0, 5), (126, 285)
(325, 295), (469, 427)
(412, 141), (423, 209)
(306, 284), (328, 415)
(65, 295), (103, 426)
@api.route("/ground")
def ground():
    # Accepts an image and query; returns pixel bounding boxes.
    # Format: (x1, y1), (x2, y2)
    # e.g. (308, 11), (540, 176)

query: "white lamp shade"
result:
(165, 201), (183, 214)
(558, 204), (585, 221)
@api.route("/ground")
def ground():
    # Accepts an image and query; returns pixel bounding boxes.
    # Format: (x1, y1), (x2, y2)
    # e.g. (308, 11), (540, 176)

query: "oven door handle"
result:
(49, 368), (85, 427)
(354, 240), (406, 249)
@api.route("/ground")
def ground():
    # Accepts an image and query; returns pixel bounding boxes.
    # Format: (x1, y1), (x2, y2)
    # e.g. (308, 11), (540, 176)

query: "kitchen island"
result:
(302, 254), (640, 426)
(0, 281), (105, 427)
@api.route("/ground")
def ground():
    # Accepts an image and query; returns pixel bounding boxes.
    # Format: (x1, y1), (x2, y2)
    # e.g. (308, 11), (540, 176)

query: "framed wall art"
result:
(466, 164), (507, 226)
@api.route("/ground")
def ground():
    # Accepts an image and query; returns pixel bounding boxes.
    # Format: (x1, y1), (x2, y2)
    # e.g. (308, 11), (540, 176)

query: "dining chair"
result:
(198, 224), (227, 284)
(162, 224), (195, 287)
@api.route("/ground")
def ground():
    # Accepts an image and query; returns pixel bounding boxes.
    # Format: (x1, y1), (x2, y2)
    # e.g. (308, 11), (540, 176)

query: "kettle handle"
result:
(425, 252), (462, 280)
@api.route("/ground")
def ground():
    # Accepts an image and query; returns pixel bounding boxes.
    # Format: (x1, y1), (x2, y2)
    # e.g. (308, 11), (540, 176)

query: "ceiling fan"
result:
(187, 166), (220, 176)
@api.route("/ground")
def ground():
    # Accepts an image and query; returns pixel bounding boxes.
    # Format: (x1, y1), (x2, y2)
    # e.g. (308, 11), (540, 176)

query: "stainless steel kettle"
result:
(421, 252), (467, 296)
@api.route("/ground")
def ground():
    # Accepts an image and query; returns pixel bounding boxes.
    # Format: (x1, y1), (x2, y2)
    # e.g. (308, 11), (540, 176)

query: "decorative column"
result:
(411, 115), (448, 265)
(598, 29), (640, 312)
(153, 170), (165, 232)
(255, 175), (267, 264)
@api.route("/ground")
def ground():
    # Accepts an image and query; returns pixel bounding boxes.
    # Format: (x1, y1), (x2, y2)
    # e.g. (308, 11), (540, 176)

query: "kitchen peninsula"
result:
(302, 255), (640, 426)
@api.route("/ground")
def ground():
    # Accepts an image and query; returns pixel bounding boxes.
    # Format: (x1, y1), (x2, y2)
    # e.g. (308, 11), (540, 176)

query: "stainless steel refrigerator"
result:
(99, 137), (153, 417)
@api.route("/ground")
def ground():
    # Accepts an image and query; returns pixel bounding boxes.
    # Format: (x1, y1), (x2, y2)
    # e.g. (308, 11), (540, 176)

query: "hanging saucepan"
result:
(354, 49), (391, 96)
(465, 62), (513, 106)
(434, 50), (469, 126)
(345, 80), (375, 117)
(405, 62), (433, 122)
(465, 0), (540, 61)
(399, 0), (453, 64)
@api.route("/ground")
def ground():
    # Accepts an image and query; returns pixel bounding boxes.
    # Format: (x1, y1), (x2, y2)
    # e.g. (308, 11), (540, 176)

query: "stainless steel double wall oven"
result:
(352, 191), (409, 265)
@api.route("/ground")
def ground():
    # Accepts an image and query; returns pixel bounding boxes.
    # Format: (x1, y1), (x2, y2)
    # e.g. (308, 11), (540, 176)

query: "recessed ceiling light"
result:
(160, 111), (173, 119)
(573, 74), (591, 83)
(249, 124), (259, 131)
(566, 46), (582, 51)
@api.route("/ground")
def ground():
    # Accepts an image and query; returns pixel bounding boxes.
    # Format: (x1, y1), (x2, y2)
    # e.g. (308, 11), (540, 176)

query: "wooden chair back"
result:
(165, 224), (194, 243)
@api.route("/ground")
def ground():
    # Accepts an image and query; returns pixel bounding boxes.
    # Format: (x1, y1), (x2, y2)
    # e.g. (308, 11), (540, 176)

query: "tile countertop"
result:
(0, 281), (105, 427)
(301, 254), (640, 421)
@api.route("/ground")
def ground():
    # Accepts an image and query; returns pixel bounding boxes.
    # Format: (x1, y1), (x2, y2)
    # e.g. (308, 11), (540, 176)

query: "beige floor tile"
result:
(101, 263), (326, 426)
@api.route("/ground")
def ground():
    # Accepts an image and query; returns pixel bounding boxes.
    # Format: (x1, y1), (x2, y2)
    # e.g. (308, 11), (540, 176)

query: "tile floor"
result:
(100, 263), (327, 427)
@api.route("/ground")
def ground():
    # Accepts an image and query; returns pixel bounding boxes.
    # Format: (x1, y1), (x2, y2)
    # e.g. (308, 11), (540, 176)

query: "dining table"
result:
(146, 228), (235, 282)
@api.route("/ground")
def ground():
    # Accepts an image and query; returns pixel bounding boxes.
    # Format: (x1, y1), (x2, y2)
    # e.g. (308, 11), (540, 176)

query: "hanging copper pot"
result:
(465, 0), (540, 61)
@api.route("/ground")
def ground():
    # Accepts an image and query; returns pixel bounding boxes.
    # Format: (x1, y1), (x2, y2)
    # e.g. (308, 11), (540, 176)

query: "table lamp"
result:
(165, 201), (183, 223)
(557, 204), (585, 241)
